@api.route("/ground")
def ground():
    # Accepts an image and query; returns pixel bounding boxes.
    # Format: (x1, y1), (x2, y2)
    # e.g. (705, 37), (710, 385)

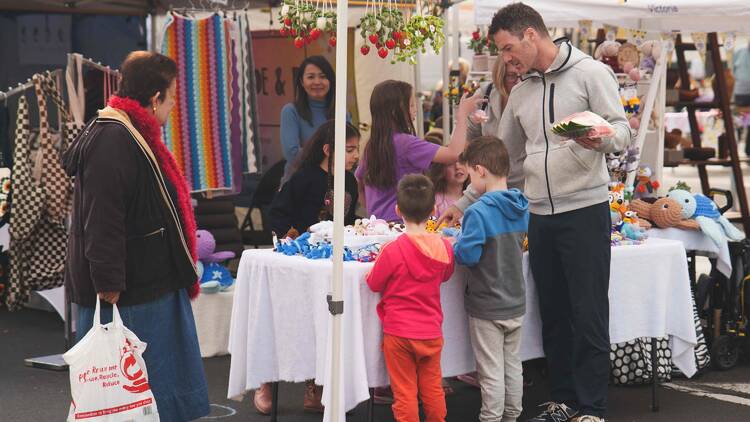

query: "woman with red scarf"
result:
(63, 51), (210, 421)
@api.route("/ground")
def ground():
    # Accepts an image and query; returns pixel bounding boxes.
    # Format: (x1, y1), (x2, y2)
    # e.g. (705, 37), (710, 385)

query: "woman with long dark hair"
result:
(354, 80), (483, 222)
(280, 55), (349, 184)
(62, 51), (209, 421)
(269, 120), (360, 235)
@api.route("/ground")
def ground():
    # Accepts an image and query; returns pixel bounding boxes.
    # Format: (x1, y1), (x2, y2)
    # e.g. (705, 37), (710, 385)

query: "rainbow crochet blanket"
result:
(162, 13), (235, 193)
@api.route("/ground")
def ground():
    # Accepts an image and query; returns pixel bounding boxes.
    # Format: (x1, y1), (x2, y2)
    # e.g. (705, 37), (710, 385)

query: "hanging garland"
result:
(278, 0), (337, 48)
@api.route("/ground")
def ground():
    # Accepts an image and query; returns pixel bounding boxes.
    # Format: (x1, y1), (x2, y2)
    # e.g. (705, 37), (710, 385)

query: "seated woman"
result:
(269, 119), (360, 237)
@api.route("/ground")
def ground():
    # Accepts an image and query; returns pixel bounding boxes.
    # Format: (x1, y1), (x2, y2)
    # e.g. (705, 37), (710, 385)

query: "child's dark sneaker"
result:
(525, 402), (578, 422)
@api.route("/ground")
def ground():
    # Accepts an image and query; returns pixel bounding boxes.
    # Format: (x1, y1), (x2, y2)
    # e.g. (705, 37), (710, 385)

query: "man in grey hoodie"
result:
(441, 3), (630, 422)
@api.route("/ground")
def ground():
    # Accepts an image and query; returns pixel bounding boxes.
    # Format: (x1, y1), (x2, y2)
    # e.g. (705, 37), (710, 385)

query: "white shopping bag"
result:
(63, 298), (159, 421)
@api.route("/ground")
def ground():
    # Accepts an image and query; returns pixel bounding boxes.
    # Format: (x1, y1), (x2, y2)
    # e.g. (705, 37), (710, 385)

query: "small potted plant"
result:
(392, 14), (445, 65)
(469, 28), (488, 72)
(359, 8), (404, 59)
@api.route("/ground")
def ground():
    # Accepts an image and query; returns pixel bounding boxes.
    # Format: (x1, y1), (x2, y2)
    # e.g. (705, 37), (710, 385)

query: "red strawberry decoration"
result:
(472, 31), (481, 40)
(385, 39), (396, 50)
(361, 45), (371, 55)
(310, 28), (322, 40)
(369, 34), (379, 44)
(294, 37), (304, 49)
(329, 36), (337, 47)
(304, 36), (312, 45)
(378, 47), (389, 58)
(392, 31), (402, 40)
(280, 27), (289, 37)
(290, 28), (297, 37)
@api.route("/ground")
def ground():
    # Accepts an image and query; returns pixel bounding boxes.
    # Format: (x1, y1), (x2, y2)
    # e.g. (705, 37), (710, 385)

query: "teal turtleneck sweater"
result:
(280, 99), (329, 183)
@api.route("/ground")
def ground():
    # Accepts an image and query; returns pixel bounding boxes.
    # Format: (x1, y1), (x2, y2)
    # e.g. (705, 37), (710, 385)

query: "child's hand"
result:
(456, 90), (487, 122)
(437, 205), (464, 227)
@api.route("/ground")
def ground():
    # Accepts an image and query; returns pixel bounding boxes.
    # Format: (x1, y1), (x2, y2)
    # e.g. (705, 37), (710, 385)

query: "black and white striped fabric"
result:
(672, 300), (711, 376)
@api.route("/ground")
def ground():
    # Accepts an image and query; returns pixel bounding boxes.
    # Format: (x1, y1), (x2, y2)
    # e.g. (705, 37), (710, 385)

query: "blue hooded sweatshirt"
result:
(454, 189), (529, 320)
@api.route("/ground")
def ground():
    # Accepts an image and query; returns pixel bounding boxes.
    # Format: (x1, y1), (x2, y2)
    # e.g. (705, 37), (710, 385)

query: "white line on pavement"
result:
(663, 382), (750, 407)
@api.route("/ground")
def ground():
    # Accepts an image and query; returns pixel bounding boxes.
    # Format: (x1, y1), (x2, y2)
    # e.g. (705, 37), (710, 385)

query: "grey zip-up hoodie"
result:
(457, 39), (631, 215)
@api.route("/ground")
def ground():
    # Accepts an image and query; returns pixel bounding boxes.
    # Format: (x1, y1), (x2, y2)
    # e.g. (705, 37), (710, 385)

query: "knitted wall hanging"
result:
(162, 13), (235, 193)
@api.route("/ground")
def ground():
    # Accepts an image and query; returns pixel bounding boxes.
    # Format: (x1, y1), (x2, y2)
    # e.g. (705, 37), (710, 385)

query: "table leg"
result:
(651, 338), (660, 412)
(271, 382), (279, 422)
(368, 388), (375, 422)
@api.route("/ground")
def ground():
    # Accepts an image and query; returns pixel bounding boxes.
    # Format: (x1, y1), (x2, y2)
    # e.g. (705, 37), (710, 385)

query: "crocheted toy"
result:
(594, 41), (623, 73)
(629, 198), (699, 230)
(666, 189), (745, 246)
(609, 184), (627, 225)
(196, 230), (236, 292)
(633, 166), (660, 200)
(639, 40), (662, 74)
(620, 210), (648, 241)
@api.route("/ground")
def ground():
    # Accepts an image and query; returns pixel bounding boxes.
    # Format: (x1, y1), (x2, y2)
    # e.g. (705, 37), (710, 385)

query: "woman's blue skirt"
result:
(77, 289), (210, 422)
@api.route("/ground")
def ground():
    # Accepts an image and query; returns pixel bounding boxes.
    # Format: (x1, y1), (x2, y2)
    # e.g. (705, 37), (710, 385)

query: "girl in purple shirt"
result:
(355, 80), (484, 222)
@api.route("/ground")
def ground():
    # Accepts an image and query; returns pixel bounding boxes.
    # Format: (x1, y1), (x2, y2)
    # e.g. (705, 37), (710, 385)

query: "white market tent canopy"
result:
(474, 0), (750, 33)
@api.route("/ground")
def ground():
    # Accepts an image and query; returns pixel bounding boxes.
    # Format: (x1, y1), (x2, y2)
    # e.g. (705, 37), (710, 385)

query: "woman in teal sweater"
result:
(280, 55), (342, 184)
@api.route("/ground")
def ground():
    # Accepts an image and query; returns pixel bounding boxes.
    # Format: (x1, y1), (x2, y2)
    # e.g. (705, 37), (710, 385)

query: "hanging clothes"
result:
(5, 74), (76, 310)
(161, 12), (235, 193)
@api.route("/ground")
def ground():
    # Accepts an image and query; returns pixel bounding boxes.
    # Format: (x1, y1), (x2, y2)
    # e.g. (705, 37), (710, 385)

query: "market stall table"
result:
(228, 238), (697, 422)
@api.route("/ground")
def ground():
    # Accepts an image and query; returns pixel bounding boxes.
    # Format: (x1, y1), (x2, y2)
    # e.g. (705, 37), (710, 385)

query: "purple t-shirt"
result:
(355, 132), (440, 222)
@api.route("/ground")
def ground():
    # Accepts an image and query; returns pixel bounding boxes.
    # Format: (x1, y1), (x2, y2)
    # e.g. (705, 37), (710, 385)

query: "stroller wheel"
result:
(711, 335), (739, 370)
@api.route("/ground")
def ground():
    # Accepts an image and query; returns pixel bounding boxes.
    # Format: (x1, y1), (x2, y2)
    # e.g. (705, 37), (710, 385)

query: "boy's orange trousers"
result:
(382, 333), (446, 422)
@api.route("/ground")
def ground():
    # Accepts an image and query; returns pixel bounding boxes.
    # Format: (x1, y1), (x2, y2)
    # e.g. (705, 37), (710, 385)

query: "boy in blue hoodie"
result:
(454, 136), (529, 422)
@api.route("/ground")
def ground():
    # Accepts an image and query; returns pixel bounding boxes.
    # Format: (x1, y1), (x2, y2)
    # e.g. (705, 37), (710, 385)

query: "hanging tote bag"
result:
(63, 299), (160, 422)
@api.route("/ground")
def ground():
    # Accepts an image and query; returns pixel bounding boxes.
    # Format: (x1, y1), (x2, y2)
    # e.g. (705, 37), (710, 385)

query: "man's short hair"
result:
(462, 136), (510, 178)
(397, 174), (435, 223)
(489, 2), (549, 39)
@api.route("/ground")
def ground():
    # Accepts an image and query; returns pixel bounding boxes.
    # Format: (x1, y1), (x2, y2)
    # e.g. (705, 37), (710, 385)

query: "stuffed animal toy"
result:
(594, 41), (622, 73)
(666, 189), (745, 246)
(196, 230), (236, 293)
(639, 40), (662, 73)
(609, 184), (627, 225)
(620, 210), (648, 240)
(633, 166), (660, 200)
(629, 198), (700, 230)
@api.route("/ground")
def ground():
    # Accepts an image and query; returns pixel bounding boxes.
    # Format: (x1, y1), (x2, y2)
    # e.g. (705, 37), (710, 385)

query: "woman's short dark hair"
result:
(294, 55), (336, 124)
(118, 51), (178, 107)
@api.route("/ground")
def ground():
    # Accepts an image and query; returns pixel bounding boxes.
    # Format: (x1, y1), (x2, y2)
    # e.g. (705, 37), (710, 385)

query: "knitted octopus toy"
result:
(196, 230), (236, 293)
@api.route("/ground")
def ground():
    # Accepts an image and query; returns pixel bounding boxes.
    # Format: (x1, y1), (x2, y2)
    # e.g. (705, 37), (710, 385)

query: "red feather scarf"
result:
(108, 96), (200, 299)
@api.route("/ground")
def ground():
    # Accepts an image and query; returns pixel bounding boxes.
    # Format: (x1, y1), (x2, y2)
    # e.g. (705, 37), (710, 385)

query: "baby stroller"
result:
(694, 189), (750, 370)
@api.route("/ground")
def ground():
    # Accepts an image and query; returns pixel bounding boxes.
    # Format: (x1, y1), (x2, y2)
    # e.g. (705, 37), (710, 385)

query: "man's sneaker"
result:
(573, 416), (604, 422)
(526, 402), (578, 422)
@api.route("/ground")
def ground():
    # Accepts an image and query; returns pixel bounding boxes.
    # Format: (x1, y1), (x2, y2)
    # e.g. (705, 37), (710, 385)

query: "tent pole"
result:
(328, 0), (349, 420)
(414, 0), (424, 138)
(442, 6), (450, 145)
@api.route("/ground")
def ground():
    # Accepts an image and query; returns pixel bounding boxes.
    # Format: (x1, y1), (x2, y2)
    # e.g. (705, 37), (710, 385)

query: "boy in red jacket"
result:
(366, 174), (455, 422)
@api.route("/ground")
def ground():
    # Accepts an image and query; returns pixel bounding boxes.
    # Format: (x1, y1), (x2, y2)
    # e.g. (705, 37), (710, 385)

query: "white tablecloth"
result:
(648, 228), (732, 278)
(228, 238), (697, 422)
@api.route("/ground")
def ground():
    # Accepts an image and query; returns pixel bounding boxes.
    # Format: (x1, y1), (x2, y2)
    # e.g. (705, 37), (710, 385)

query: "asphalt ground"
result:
(3, 307), (750, 421)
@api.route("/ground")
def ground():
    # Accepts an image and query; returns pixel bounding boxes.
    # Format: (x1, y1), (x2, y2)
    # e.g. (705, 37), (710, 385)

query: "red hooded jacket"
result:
(366, 233), (455, 340)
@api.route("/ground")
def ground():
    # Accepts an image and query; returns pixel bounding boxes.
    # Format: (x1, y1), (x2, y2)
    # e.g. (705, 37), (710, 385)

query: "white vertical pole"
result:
(415, 0), (424, 138)
(329, 0), (348, 419)
(442, 6), (451, 145)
